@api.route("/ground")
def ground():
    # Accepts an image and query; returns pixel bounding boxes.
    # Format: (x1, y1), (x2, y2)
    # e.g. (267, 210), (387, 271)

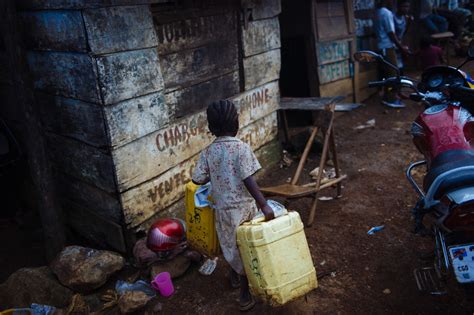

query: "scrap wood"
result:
(66, 294), (90, 315)
(302, 174), (347, 188)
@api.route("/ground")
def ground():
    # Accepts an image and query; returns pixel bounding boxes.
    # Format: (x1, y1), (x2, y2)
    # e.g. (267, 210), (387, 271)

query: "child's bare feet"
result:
(239, 275), (256, 312)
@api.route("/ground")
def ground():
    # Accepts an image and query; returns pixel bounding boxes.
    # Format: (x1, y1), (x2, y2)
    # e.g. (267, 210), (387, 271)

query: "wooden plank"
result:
(232, 80), (279, 128)
(104, 92), (169, 148)
(317, 16), (349, 40)
(166, 71), (240, 120)
(113, 81), (280, 191)
(37, 93), (108, 147)
(18, 0), (170, 9)
(280, 96), (344, 111)
(359, 68), (378, 88)
(64, 199), (126, 252)
(316, 40), (350, 65)
(96, 48), (164, 105)
(243, 49), (280, 90)
(121, 112), (278, 228)
(83, 5), (158, 54)
(242, 0), (281, 20)
(133, 137), (281, 232)
(315, 1), (345, 17)
(350, 39), (360, 103)
(160, 40), (238, 91)
(47, 133), (116, 193)
(57, 172), (122, 223)
(20, 11), (87, 52)
(242, 17), (280, 57)
(318, 59), (351, 84)
(319, 77), (353, 98)
(27, 51), (101, 103)
(154, 11), (237, 55)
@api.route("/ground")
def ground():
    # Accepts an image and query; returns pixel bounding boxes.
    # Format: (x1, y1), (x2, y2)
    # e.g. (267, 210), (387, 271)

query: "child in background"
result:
(418, 37), (445, 70)
(192, 100), (274, 312)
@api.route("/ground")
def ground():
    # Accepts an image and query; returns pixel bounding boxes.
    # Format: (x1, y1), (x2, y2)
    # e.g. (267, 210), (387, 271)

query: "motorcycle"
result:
(354, 42), (474, 295)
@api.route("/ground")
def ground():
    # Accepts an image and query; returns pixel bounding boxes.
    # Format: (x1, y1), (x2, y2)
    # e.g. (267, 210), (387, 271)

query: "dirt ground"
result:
(155, 94), (474, 314)
(4, 67), (474, 314)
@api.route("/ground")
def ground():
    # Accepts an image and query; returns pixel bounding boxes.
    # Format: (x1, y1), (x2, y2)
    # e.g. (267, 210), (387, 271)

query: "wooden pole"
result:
(2, 0), (65, 260)
(291, 126), (319, 185)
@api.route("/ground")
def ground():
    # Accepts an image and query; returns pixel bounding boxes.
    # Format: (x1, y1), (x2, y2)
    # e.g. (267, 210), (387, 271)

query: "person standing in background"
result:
(419, 0), (449, 34)
(394, 0), (412, 74)
(373, 0), (411, 108)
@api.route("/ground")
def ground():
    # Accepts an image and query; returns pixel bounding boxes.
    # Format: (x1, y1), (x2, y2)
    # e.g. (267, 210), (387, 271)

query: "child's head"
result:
(206, 99), (239, 137)
(420, 36), (433, 49)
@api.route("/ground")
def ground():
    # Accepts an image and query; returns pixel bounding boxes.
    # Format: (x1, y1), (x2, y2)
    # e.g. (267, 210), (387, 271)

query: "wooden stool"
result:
(261, 97), (346, 226)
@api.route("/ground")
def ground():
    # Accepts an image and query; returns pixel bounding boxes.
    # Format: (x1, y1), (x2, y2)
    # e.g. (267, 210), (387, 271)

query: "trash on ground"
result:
(64, 294), (90, 314)
(367, 225), (385, 235)
(115, 280), (156, 297)
(280, 150), (293, 168)
(335, 103), (363, 112)
(118, 291), (153, 314)
(151, 272), (175, 297)
(30, 304), (56, 315)
(318, 196), (334, 201)
(330, 272), (337, 278)
(383, 288), (391, 294)
(100, 289), (119, 311)
(354, 119), (376, 130)
(309, 167), (337, 181)
(320, 260), (326, 266)
(199, 257), (218, 276)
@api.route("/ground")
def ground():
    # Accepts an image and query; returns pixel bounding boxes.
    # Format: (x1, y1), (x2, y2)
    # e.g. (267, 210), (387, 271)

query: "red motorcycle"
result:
(355, 45), (474, 295)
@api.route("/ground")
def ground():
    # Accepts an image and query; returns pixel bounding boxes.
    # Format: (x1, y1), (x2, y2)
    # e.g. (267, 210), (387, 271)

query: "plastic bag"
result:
(115, 280), (156, 297)
(194, 182), (212, 207)
(30, 304), (56, 315)
(252, 200), (288, 222)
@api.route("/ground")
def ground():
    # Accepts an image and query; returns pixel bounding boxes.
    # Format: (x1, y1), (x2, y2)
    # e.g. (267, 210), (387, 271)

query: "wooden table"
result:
(261, 96), (346, 226)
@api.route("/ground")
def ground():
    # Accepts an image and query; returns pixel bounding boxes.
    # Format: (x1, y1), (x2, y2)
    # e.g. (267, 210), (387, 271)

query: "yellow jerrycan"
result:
(237, 211), (317, 305)
(184, 182), (219, 256)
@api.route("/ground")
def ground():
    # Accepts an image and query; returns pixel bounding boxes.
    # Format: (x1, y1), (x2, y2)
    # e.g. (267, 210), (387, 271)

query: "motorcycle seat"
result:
(424, 150), (474, 201)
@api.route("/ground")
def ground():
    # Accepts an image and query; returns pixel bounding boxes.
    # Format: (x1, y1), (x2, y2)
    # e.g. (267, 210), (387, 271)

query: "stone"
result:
(150, 255), (191, 279)
(118, 291), (153, 314)
(0, 266), (73, 308)
(50, 246), (125, 292)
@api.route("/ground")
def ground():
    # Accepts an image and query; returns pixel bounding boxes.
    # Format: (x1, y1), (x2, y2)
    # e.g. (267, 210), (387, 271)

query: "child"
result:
(192, 100), (274, 311)
(418, 37), (445, 70)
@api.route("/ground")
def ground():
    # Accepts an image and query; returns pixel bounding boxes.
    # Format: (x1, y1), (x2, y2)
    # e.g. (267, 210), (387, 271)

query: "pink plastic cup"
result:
(151, 272), (174, 297)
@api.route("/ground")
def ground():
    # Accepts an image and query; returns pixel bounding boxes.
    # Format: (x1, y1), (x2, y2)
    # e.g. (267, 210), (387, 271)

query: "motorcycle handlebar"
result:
(368, 80), (388, 88)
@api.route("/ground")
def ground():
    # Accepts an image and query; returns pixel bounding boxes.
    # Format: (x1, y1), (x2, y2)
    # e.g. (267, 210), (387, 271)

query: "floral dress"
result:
(192, 136), (260, 274)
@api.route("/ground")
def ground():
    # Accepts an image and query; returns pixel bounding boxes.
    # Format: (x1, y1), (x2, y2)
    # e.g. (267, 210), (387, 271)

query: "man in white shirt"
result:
(373, 0), (410, 107)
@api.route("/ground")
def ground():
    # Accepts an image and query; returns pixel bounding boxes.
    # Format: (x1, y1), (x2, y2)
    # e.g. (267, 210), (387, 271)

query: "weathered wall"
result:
(129, 1), (282, 231)
(19, 1), (166, 251)
(19, 0), (282, 250)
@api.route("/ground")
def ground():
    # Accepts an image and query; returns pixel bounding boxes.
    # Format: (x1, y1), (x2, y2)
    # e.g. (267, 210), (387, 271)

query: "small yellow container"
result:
(185, 182), (219, 256)
(237, 211), (317, 306)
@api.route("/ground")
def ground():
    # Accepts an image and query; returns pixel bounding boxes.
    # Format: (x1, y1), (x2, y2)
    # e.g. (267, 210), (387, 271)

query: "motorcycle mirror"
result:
(468, 40), (474, 59)
(353, 51), (381, 63)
